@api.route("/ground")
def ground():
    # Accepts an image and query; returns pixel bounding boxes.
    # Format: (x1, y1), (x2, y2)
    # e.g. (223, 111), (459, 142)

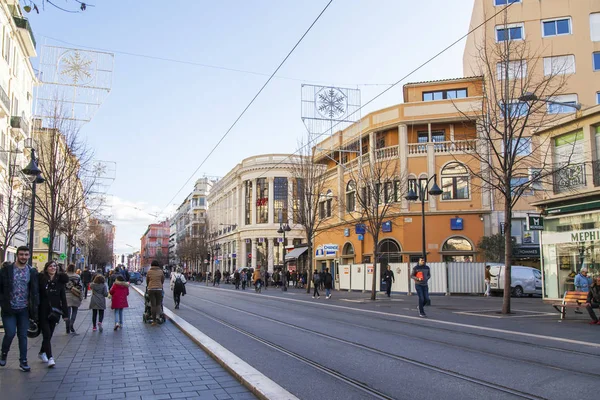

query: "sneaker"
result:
(19, 360), (31, 372)
(92, 326), (97, 332)
(98, 322), (103, 332)
(47, 357), (55, 368)
(39, 353), (49, 363)
(574, 309), (583, 314)
(419, 314), (427, 318)
(312, 296), (315, 299)
(114, 324), (119, 331)
(0, 353), (7, 367)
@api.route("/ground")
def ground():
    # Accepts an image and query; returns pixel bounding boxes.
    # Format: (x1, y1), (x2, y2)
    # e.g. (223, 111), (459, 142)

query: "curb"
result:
(131, 285), (298, 400)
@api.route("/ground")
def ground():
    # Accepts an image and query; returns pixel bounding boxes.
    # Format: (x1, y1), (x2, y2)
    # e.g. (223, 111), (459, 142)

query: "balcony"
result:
(10, 116), (30, 137)
(0, 85), (9, 116)
(408, 139), (477, 156)
(553, 163), (586, 194)
(375, 146), (399, 160)
(12, 16), (36, 57)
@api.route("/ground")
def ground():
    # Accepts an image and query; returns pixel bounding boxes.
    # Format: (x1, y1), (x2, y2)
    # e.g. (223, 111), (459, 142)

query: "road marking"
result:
(454, 309), (557, 318)
(190, 284), (600, 349)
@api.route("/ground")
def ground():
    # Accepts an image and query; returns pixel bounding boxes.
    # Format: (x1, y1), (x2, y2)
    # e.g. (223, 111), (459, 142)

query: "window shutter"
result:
(591, 13), (600, 41)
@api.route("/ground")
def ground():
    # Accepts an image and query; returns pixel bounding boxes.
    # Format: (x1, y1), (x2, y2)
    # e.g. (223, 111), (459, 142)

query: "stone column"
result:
(251, 239), (257, 269)
(268, 238), (274, 272)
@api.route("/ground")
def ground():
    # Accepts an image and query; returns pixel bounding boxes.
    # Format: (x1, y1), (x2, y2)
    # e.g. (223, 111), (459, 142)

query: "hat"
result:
(581, 267), (588, 272)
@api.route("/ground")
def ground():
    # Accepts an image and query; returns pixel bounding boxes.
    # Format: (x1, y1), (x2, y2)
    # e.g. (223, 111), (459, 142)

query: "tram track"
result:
(167, 289), (555, 400)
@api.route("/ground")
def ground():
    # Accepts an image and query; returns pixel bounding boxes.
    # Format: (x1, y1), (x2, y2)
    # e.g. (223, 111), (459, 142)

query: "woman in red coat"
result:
(109, 276), (129, 330)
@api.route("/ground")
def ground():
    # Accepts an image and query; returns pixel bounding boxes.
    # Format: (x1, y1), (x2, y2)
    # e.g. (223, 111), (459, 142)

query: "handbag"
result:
(48, 307), (63, 324)
(70, 286), (82, 298)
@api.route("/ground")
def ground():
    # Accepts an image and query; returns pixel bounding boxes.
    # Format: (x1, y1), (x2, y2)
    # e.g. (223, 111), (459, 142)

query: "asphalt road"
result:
(162, 281), (600, 400)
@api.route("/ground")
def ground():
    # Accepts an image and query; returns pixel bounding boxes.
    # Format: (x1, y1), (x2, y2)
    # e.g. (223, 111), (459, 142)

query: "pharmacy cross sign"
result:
(527, 215), (544, 231)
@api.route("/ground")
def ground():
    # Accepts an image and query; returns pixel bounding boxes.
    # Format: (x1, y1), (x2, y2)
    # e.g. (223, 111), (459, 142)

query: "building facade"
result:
(140, 220), (169, 268)
(311, 78), (489, 280)
(0, 0), (37, 262)
(531, 105), (600, 300)
(207, 154), (306, 276)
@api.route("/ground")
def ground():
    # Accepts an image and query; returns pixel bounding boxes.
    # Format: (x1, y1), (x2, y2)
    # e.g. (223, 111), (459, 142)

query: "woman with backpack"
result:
(65, 264), (83, 335)
(169, 268), (187, 309)
(109, 275), (130, 330)
(38, 261), (69, 368)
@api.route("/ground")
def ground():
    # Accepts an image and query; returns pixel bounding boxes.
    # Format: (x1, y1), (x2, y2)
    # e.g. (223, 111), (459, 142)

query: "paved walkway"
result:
(0, 288), (256, 400)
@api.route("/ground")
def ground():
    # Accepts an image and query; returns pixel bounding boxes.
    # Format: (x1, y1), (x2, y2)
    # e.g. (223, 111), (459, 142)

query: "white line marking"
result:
(189, 284), (600, 349)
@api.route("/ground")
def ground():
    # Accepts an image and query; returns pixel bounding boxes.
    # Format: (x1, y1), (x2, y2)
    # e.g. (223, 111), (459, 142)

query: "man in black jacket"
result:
(0, 246), (40, 371)
(81, 266), (92, 299)
(383, 265), (395, 297)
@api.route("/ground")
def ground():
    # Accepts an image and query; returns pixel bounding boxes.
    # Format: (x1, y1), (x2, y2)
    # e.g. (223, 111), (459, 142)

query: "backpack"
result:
(174, 276), (185, 292)
(313, 273), (321, 284)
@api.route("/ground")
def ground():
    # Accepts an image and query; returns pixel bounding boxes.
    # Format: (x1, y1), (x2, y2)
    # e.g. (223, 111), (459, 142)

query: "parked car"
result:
(489, 265), (542, 297)
(129, 272), (143, 285)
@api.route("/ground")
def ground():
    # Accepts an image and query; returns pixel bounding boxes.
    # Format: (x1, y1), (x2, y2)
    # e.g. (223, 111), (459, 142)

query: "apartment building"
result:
(0, 0), (37, 261)
(311, 77), (489, 279)
(140, 220), (169, 268)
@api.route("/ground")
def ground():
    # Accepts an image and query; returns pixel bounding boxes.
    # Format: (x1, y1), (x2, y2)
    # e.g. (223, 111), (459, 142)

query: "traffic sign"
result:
(80, 257), (85, 263)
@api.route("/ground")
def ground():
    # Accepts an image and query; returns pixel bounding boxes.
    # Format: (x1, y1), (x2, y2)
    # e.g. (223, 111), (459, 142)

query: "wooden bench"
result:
(551, 291), (589, 320)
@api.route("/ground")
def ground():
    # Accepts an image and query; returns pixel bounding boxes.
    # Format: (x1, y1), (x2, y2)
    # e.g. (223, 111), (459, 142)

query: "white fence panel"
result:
(350, 264), (366, 291)
(448, 262), (485, 293)
(339, 264), (351, 290)
(389, 263), (409, 293)
(410, 262), (447, 294)
(365, 264), (381, 292)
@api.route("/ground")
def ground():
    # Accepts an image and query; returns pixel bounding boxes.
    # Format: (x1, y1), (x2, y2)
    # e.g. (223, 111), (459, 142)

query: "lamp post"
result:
(405, 174), (443, 262)
(22, 148), (44, 267)
(277, 220), (291, 291)
(518, 92), (582, 111)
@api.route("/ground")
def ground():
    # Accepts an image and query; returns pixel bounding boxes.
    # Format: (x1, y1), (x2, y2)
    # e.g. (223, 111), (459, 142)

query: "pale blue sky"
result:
(26, 0), (475, 257)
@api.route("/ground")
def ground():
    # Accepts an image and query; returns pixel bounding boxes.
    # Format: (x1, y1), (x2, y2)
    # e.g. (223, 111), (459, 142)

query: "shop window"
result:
(441, 162), (470, 200)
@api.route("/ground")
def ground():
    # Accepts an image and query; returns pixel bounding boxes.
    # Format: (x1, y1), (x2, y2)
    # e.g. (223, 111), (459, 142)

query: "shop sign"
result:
(543, 228), (600, 245)
(358, 234), (364, 241)
(451, 217), (464, 230)
(315, 245), (324, 257)
(527, 215), (544, 231)
(324, 244), (338, 256)
(382, 221), (392, 233)
(355, 224), (366, 234)
(513, 246), (540, 258)
(343, 266), (350, 275)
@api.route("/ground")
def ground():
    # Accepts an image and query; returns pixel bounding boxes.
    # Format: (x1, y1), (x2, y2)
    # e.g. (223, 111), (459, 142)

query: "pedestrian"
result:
(234, 270), (240, 289)
(264, 270), (270, 288)
(252, 267), (262, 289)
(411, 258), (431, 318)
(108, 270), (115, 290)
(383, 265), (395, 297)
(312, 269), (321, 299)
(81, 266), (92, 299)
(0, 246), (40, 372)
(109, 275), (130, 330)
(38, 261), (69, 368)
(214, 270), (222, 287)
(89, 275), (108, 332)
(146, 260), (165, 326)
(484, 265), (496, 297)
(241, 270), (247, 290)
(65, 264), (83, 335)
(574, 267), (592, 314)
(584, 276), (600, 325)
(169, 268), (186, 309)
(319, 270), (326, 290)
(324, 268), (333, 299)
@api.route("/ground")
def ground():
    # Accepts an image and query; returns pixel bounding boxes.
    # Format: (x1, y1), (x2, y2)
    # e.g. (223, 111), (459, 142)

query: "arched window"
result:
(341, 242), (355, 265)
(346, 181), (356, 212)
(441, 236), (474, 262)
(319, 190), (333, 219)
(377, 239), (402, 263)
(441, 162), (470, 200)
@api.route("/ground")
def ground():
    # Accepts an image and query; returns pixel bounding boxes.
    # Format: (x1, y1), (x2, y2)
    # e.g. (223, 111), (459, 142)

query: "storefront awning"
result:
(285, 247), (308, 260)
(546, 200), (600, 215)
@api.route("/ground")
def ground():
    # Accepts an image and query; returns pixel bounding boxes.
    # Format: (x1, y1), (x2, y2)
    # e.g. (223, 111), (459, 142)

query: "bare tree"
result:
(33, 100), (96, 262)
(461, 13), (579, 313)
(341, 150), (405, 300)
(0, 151), (31, 262)
(288, 140), (327, 294)
(87, 223), (111, 268)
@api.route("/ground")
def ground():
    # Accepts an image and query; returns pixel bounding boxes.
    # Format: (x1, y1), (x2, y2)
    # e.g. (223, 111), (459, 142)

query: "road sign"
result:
(527, 215), (544, 231)
(80, 257), (85, 263)
(76, 247), (81, 254)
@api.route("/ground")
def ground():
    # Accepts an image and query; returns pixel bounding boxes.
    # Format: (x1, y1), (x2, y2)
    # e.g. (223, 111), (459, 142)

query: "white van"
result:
(489, 265), (542, 297)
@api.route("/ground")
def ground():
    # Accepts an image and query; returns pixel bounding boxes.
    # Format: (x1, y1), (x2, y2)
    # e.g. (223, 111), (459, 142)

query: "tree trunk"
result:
(502, 205), (512, 314)
(371, 242), (378, 301)
(306, 241), (313, 294)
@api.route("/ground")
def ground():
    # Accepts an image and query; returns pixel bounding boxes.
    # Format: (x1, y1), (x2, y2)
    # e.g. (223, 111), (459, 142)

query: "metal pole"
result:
(28, 180), (37, 267)
(282, 229), (287, 292)
(421, 193), (426, 263)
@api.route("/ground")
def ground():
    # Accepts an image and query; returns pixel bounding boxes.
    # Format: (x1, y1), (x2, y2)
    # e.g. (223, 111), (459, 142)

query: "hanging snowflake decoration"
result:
(58, 50), (94, 85)
(316, 87), (347, 119)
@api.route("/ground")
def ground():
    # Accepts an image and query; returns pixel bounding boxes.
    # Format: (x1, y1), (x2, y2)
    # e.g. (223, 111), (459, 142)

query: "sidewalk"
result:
(0, 289), (256, 400)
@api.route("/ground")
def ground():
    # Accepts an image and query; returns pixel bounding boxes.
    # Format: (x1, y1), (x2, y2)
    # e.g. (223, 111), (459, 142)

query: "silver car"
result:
(489, 265), (542, 297)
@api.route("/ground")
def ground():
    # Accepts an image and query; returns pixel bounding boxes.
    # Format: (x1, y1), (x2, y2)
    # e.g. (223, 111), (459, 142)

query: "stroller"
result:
(142, 288), (166, 324)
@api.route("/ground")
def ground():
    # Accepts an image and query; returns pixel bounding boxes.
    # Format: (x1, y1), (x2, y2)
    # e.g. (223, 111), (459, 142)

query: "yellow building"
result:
(312, 77), (490, 277)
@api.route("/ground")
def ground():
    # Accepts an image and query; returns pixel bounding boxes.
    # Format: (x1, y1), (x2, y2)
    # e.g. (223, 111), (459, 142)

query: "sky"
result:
(25, 0), (475, 257)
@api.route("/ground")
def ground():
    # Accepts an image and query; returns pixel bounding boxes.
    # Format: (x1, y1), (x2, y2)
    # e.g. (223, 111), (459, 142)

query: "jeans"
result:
(174, 291), (181, 307)
(114, 308), (124, 325)
(325, 288), (331, 297)
(83, 283), (89, 299)
(39, 317), (57, 358)
(148, 290), (163, 321)
(92, 309), (104, 327)
(313, 285), (320, 297)
(485, 279), (491, 296)
(587, 303), (599, 321)
(415, 284), (430, 314)
(67, 307), (78, 331)
(1, 308), (29, 361)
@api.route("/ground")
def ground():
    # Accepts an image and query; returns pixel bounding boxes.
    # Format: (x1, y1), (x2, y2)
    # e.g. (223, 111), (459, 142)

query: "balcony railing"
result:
(553, 163), (586, 194)
(408, 139), (477, 156)
(375, 146), (399, 160)
(10, 116), (30, 134)
(13, 16), (36, 49)
(0, 85), (9, 111)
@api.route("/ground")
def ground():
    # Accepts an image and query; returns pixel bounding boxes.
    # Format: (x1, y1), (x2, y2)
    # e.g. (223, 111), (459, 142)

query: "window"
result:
(529, 168), (543, 190)
(543, 55), (575, 76)
(384, 181), (393, 204)
(360, 186), (371, 207)
(375, 132), (386, 149)
(597, 92), (600, 105)
(417, 130), (445, 151)
(542, 18), (571, 37)
(345, 180), (356, 212)
(496, 60), (527, 80)
(273, 177), (288, 222)
(256, 178), (269, 224)
(442, 237), (473, 252)
(547, 94), (578, 114)
(594, 52), (600, 71)
(496, 24), (524, 42)
(510, 177), (532, 196)
(591, 13), (600, 41)
(423, 89), (467, 101)
(378, 239), (402, 263)
(199, 197), (205, 206)
(418, 177), (429, 201)
(319, 190), (332, 219)
(502, 101), (529, 118)
(393, 180), (402, 202)
(508, 137), (532, 156)
(494, 0), (521, 5)
(441, 162), (470, 200)
(293, 178), (304, 223)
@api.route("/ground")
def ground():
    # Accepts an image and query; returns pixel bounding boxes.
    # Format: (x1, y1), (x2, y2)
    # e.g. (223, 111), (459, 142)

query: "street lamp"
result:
(277, 221), (292, 291)
(518, 92), (582, 111)
(207, 242), (220, 286)
(405, 174), (443, 262)
(22, 148), (45, 267)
